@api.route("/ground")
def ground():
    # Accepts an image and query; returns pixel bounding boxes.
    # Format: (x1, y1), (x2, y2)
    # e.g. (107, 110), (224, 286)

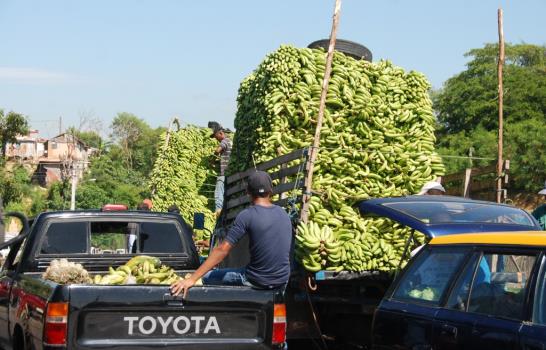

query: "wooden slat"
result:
(225, 196), (302, 222)
(225, 163), (304, 197)
(470, 178), (496, 192)
(471, 164), (497, 177)
(274, 196), (302, 208)
(225, 179), (304, 211)
(442, 172), (465, 184)
(226, 148), (307, 185)
(443, 163), (497, 184)
(226, 195), (251, 211)
(226, 207), (245, 221)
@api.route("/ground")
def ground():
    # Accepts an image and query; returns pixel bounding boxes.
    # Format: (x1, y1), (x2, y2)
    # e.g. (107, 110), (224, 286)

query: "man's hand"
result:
(214, 208), (222, 218)
(170, 277), (195, 298)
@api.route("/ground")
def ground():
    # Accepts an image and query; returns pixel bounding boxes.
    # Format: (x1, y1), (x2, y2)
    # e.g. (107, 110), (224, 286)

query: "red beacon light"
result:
(101, 204), (128, 211)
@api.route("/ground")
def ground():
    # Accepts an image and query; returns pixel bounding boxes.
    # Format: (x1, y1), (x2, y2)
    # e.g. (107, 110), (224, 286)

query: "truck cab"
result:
(0, 209), (286, 350)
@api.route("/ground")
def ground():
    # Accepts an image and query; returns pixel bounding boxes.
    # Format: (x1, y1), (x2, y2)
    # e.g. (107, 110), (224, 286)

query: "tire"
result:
(12, 327), (25, 350)
(307, 39), (372, 62)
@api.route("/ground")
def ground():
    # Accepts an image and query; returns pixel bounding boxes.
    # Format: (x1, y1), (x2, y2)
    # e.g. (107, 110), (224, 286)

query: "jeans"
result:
(214, 176), (225, 211)
(202, 268), (253, 287)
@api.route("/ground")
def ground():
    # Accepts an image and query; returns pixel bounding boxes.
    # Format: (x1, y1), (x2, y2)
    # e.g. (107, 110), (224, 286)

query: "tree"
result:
(66, 127), (103, 149)
(434, 43), (546, 134)
(111, 113), (150, 169)
(434, 43), (546, 192)
(0, 109), (29, 157)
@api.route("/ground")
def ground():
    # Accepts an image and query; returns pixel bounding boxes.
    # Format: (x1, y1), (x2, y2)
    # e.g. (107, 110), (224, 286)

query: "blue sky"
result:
(0, 0), (544, 137)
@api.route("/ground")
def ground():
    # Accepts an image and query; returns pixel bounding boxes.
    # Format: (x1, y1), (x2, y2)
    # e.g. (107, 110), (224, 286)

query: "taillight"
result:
(44, 302), (68, 346)
(272, 303), (286, 345)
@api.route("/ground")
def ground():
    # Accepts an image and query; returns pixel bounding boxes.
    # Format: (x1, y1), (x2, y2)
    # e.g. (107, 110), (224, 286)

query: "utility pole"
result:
(59, 116), (63, 135)
(301, 0), (342, 223)
(70, 162), (78, 210)
(496, 8), (505, 203)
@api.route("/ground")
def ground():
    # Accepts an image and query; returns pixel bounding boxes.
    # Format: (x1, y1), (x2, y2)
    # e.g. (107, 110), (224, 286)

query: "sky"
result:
(0, 0), (544, 138)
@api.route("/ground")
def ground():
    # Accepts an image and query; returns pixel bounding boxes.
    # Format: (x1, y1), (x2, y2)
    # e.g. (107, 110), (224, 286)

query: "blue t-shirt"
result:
(225, 204), (292, 287)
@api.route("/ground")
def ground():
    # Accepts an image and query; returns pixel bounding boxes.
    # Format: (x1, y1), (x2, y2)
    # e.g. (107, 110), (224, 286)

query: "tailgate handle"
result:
(163, 293), (185, 305)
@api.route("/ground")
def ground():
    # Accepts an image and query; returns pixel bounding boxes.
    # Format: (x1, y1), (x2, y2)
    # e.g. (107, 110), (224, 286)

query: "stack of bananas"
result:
(93, 255), (185, 285)
(295, 221), (342, 272)
(231, 45), (437, 272)
(149, 126), (218, 240)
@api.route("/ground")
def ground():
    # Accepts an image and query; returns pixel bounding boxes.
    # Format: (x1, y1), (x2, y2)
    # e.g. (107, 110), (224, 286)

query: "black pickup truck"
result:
(0, 209), (286, 350)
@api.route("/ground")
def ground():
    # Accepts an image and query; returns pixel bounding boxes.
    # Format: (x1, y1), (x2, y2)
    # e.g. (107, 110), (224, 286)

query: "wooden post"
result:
(463, 168), (472, 198)
(496, 8), (505, 203)
(301, 0), (342, 223)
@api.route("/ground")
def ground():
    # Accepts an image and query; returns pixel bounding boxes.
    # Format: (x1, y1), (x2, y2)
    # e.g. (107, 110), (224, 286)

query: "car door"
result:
(432, 252), (481, 350)
(520, 253), (546, 350)
(468, 250), (537, 350)
(0, 234), (27, 347)
(372, 245), (470, 349)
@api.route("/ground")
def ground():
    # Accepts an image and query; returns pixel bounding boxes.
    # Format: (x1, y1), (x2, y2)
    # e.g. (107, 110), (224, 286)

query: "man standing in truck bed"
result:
(171, 171), (292, 297)
(209, 121), (232, 218)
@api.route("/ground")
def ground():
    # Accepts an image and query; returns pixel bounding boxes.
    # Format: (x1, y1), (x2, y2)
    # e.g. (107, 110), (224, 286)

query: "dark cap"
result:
(208, 121), (224, 138)
(247, 171), (273, 196)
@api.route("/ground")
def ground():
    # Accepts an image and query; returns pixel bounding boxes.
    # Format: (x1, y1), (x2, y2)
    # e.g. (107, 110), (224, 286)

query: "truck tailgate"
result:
(68, 285), (277, 349)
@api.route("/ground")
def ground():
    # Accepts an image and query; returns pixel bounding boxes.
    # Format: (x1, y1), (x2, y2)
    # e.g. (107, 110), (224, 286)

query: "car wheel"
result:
(307, 39), (372, 62)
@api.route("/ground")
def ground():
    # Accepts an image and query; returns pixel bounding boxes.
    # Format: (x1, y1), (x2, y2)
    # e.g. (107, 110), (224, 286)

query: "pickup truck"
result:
(0, 208), (286, 350)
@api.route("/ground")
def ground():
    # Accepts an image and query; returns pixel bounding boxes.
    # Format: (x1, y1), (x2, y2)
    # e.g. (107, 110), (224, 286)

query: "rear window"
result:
(393, 247), (468, 305)
(41, 222), (88, 254)
(382, 201), (535, 226)
(39, 220), (184, 255)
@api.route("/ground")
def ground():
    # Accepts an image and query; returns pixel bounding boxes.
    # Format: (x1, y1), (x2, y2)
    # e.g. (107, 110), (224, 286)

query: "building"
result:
(32, 133), (91, 186)
(5, 130), (46, 161)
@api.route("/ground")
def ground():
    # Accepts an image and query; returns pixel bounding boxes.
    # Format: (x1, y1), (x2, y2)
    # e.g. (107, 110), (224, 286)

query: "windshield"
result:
(382, 201), (534, 226)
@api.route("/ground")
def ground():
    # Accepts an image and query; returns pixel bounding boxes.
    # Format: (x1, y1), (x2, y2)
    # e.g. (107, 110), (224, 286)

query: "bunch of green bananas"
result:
(93, 255), (183, 285)
(149, 126), (218, 240)
(231, 45), (442, 272)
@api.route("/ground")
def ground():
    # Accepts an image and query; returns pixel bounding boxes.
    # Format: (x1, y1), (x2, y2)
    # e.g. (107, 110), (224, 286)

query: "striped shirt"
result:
(219, 137), (232, 176)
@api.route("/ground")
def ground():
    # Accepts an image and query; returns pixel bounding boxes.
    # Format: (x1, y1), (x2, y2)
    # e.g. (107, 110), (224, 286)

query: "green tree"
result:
(111, 112), (150, 169)
(434, 43), (546, 134)
(0, 109), (29, 157)
(66, 126), (103, 149)
(434, 43), (546, 192)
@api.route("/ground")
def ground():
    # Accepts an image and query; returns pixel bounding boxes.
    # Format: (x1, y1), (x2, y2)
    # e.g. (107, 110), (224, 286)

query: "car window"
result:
(468, 253), (536, 320)
(532, 256), (546, 325)
(382, 202), (535, 226)
(393, 247), (468, 305)
(446, 254), (480, 311)
(90, 221), (137, 254)
(40, 222), (88, 254)
(139, 222), (183, 253)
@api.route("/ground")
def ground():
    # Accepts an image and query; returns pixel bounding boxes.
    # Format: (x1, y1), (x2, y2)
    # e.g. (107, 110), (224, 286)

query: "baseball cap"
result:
(539, 181), (546, 195)
(417, 181), (446, 195)
(247, 171), (273, 195)
(208, 121), (223, 138)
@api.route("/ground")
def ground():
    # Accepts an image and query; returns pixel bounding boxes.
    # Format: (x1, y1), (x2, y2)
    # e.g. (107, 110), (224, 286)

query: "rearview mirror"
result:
(1, 210), (30, 244)
(193, 212), (205, 230)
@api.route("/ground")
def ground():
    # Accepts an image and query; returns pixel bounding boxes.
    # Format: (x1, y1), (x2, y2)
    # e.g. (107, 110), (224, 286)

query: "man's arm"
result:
(214, 145), (223, 154)
(170, 241), (232, 297)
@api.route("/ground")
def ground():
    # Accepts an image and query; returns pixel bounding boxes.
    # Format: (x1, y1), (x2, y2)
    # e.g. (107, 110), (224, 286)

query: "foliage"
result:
(66, 127), (103, 149)
(436, 118), (546, 191)
(0, 109), (29, 157)
(434, 43), (546, 134)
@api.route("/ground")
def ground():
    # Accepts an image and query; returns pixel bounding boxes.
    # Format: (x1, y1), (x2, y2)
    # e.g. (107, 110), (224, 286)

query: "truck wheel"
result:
(12, 326), (26, 350)
(307, 39), (373, 62)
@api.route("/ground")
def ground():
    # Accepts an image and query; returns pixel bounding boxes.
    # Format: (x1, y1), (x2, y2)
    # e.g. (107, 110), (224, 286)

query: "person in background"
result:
(417, 181), (446, 195)
(208, 121), (232, 218)
(171, 171), (292, 297)
(167, 204), (180, 214)
(532, 181), (546, 230)
(129, 200), (152, 252)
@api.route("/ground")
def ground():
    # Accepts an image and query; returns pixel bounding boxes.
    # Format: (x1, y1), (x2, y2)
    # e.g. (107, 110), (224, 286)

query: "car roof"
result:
(358, 195), (540, 238)
(430, 231), (546, 246)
